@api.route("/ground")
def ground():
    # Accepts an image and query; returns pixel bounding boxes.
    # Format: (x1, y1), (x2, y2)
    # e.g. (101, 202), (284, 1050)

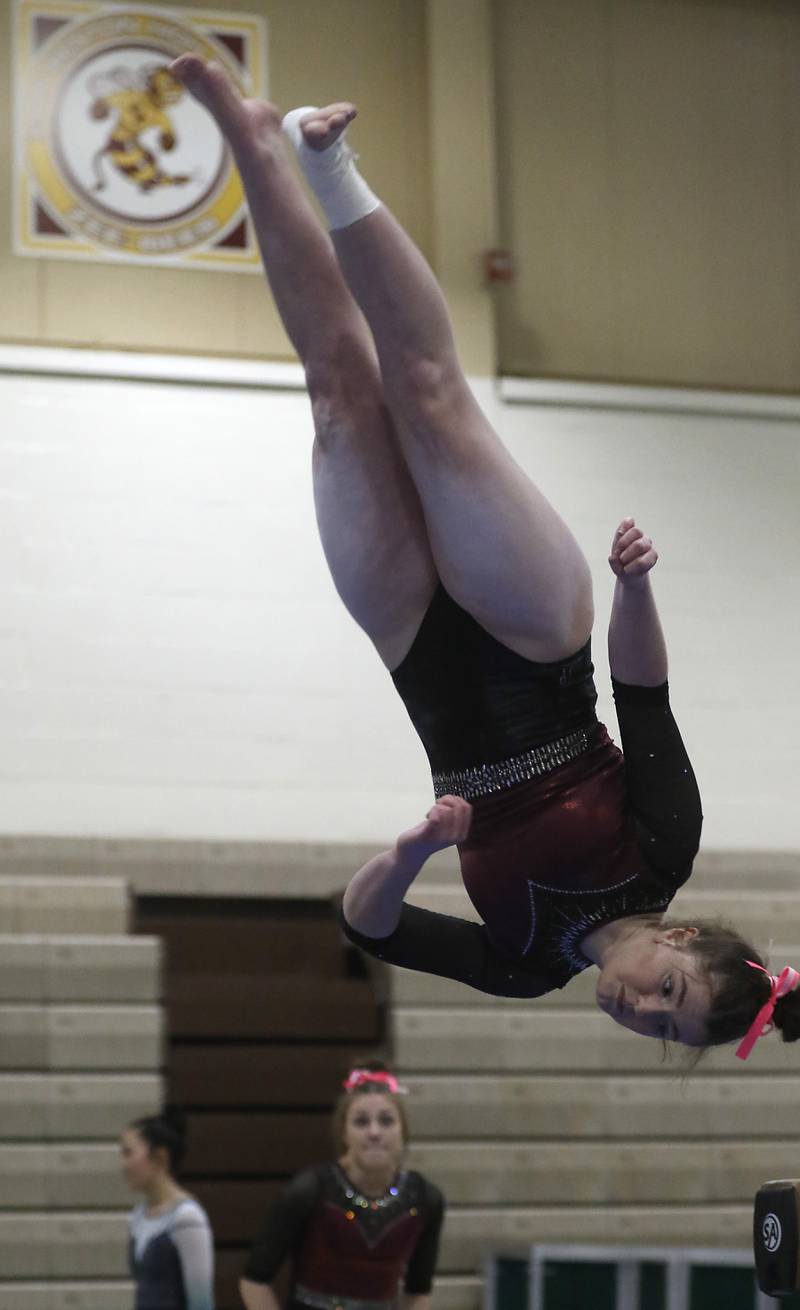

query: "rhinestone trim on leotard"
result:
(432, 726), (594, 800)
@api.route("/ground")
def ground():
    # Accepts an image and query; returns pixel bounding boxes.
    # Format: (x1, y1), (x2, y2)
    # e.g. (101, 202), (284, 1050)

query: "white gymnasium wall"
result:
(0, 350), (797, 851)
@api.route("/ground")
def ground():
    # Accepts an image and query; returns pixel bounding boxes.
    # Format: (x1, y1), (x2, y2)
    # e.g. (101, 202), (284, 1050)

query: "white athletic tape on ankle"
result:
(281, 105), (380, 232)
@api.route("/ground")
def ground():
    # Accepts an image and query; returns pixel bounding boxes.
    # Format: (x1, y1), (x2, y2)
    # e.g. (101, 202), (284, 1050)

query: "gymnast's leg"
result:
(169, 56), (437, 670)
(285, 106), (594, 664)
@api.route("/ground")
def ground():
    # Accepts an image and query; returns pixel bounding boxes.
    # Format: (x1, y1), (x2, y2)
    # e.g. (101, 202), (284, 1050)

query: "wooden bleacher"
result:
(0, 875), (161, 1310)
(133, 893), (382, 1310)
(0, 839), (797, 1310)
(0, 870), (383, 1310)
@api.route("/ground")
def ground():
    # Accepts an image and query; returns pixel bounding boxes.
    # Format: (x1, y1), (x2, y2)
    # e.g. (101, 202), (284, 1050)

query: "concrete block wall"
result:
(0, 358), (797, 856)
(397, 860), (800, 1310)
(0, 877), (163, 1309)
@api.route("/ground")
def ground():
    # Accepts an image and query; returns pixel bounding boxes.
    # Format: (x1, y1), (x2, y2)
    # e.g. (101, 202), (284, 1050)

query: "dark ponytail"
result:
(130, 1106), (187, 1174)
(773, 989), (800, 1043)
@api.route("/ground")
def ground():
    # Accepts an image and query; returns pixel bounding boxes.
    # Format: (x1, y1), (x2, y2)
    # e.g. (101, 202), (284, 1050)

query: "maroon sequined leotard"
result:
(243, 1163), (444, 1308)
(342, 585), (703, 997)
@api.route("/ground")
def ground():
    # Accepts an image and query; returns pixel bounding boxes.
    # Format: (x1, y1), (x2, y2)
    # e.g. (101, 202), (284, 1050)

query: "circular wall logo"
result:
(55, 46), (227, 225)
(16, 5), (264, 267)
(763, 1212), (782, 1253)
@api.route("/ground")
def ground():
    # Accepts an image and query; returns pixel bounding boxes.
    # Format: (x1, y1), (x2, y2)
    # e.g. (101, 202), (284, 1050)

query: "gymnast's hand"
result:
(608, 517), (658, 584)
(343, 796), (473, 940)
(394, 795), (473, 865)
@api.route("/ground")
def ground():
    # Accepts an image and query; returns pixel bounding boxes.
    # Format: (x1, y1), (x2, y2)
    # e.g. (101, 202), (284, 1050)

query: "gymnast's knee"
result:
(305, 336), (381, 443)
(393, 354), (466, 422)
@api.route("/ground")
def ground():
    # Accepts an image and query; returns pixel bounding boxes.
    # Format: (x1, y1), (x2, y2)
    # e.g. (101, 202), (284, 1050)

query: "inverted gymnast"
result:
(170, 54), (799, 1056)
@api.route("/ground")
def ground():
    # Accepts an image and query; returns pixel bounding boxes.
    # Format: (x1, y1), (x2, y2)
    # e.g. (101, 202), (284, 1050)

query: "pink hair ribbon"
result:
(342, 1069), (406, 1094)
(735, 961), (800, 1061)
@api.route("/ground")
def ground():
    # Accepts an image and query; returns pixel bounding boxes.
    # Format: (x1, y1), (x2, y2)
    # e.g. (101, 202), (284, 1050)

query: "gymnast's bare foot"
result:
(168, 53), (281, 149)
(297, 104), (358, 152)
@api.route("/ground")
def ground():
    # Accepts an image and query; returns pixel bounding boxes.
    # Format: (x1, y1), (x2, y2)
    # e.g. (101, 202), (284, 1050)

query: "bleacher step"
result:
(0, 1212), (128, 1278)
(0, 1145), (132, 1209)
(439, 1204), (752, 1268)
(0, 936), (161, 1001)
(0, 1005), (163, 1071)
(0, 1073), (161, 1138)
(0, 1283), (134, 1310)
(402, 1071), (800, 1137)
(394, 1006), (797, 1072)
(407, 1139), (795, 1206)
(0, 879), (129, 936)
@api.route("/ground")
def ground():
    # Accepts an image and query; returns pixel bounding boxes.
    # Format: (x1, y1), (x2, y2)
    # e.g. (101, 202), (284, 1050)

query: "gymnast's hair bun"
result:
(161, 1105), (188, 1139)
(774, 989), (800, 1043)
(130, 1106), (187, 1173)
(353, 1056), (394, 1077)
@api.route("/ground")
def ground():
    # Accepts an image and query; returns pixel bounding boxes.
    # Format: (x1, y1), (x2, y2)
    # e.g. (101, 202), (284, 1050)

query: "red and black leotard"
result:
(242, 1162), (444, 1309)
(342, 585), (703, 998)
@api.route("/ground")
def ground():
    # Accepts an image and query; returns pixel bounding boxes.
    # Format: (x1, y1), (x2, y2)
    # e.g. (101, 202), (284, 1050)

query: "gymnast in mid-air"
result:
(171, 53), (799, 1057)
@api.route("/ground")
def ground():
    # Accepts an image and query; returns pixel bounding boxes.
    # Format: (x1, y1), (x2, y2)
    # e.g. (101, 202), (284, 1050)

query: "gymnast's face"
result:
(119, 1127), (166, 1192)
(594, 926), (711, 1046)
(340, 1092), (405, 1175)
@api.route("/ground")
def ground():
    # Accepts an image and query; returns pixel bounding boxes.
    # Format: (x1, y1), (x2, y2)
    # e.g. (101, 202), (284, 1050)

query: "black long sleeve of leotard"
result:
(243, 1168), (322, 1285)
(403, 1184), (445, 1293)
(611, 677), (703, 883)
(340, 899), (557, 998)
